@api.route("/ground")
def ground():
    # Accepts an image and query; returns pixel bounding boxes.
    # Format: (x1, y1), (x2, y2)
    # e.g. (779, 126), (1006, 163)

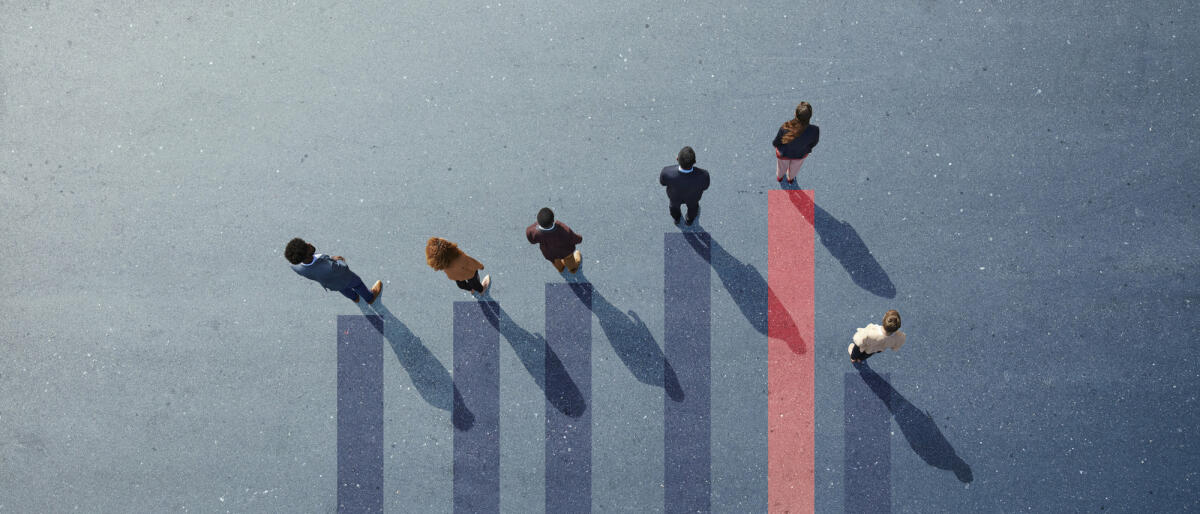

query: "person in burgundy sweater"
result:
(525, 207), (583, 273)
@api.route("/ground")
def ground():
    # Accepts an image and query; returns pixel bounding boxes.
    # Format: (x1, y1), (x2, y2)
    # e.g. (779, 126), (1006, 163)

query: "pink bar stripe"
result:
(767, 190), (816, 513)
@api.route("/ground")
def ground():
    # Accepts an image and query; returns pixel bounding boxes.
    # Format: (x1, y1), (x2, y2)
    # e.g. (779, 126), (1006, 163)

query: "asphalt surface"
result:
(2, 1), (1198, 512)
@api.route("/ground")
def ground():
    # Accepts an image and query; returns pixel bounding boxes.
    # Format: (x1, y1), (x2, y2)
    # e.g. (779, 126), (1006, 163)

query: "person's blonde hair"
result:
(883, 309), (901, 334)
(425, 237), (462, 271)
(780, 102), (812, 144)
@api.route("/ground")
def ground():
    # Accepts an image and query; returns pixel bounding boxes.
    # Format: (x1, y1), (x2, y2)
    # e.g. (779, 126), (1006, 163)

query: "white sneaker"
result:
(480, 274), (491, 294)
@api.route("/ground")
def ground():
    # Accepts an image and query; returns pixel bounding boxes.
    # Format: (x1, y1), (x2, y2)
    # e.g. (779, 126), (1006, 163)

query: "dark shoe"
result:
(367, 280), (382, 304)
(351, 295), (361, 303)
(777, 176), (784, 183)
(671, 216), (681, 225)
(684, 217), (695, 226)
(787, 178), (796, 185)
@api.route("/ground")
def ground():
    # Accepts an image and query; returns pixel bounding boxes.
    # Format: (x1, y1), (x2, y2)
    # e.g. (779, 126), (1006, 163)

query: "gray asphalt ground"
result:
(2, 1), (1198, 512)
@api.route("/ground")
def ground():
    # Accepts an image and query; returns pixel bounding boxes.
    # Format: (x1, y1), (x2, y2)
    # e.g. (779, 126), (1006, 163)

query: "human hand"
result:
(332, 255), (345, 261)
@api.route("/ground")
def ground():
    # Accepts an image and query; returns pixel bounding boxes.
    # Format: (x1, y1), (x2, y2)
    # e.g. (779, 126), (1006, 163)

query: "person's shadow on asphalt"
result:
(781, 187), (897, 299)
(854, 361), (973, 483)
(476, 299), (588, 418)
(360, 300), (475, 431)
(565, 270), (685, 402)
(681, 226), (808, 355)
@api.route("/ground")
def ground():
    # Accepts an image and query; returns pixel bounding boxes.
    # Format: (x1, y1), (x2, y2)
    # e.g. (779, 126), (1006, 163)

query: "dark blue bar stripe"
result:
(844, 370), (891, 514)
(453, 301), (501, 514)
(545, 283), (593, 513)
(664, 232), (712, 514)
(337, 315), (384, 514)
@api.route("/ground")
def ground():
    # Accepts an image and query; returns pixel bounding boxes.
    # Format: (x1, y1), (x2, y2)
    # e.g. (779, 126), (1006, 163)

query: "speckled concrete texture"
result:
(2, 1), (1198, 512)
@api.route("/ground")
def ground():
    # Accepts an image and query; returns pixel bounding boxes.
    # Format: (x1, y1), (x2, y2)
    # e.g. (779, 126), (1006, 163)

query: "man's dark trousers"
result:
(338, 276), (376, 303)
(670, 199), (700, 224)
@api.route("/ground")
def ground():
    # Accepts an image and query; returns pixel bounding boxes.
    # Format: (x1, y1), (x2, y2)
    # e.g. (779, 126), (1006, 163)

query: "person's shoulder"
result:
(696, 167), (711, 176)
(450, 252), (470, 268)
(661, 164), (676, 174)
(305, 254), (329, 267)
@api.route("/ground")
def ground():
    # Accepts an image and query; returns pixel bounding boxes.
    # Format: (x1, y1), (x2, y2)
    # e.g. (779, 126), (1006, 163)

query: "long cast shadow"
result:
(568, 271), (684, 401)
(786, 191), (897, 299)
(477, 300), (587, 418)
(681, 229), (807, 355)
(365, 302), (474, 431)
(854, 362), (973, 483)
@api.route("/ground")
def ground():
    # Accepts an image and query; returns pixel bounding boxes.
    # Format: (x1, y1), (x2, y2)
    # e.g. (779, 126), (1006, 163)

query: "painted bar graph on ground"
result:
(845, 370), (891, 513)
(664, 232), (712, 513)
(767, 190), (816, 513)
(337, 315), (384, 514)
(453, 301), (501, 514)
(333, 204), (819, 512)
(545, 283), (593, 513)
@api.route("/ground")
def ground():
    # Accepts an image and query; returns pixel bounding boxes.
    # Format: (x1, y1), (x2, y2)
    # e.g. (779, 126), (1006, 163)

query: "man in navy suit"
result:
(286, 238), (382, 304)
(659, 146), (710, 226)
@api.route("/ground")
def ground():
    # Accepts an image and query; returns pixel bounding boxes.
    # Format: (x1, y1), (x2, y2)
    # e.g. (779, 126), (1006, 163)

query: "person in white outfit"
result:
(849, 310), (905, 363)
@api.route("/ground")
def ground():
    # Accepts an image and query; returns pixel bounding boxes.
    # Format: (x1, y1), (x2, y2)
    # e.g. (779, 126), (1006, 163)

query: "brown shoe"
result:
(367, 280), (382, 304)
(568, 250), (582, 273)
(553, 259), (566, 273)
(479, 274), (491, 294)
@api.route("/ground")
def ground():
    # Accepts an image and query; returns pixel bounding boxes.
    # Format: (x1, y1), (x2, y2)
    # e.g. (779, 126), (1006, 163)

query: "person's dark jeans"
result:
(669, 198), (700, 223)
(455, 271), (484, 293)
(339, 276), (375, 303)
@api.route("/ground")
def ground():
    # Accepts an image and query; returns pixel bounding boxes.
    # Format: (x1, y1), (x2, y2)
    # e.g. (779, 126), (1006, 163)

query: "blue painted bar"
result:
(453, 301), (501, 514)
(844, 370), (891, 514)
(545, 283), (593, 513)
(337, 315), (384, 514)
(664, 232), (712, 513)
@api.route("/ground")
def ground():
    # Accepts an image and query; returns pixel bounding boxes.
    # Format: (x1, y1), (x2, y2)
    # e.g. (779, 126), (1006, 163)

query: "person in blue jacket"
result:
(285, 237), (382, 304)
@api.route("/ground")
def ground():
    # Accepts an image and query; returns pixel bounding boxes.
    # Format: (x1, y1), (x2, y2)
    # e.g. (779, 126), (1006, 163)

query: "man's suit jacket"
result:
(659, 165), (710, 202)
(526, 221), (583, 261)
(291, 254), (359, 291)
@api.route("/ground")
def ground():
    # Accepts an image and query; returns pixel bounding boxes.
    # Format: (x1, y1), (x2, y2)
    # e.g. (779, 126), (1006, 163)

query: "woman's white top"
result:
(850, 323), (906, 355)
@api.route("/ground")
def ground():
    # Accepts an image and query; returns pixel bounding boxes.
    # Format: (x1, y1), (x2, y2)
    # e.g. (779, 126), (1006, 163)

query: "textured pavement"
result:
(2, 1), (1198, 512)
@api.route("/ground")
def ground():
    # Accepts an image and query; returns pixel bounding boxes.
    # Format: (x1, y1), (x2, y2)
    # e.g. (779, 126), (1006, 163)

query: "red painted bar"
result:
(767, 190), (816, 513)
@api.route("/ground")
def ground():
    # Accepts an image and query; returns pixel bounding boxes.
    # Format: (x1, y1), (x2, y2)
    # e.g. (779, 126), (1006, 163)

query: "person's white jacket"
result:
(849, 323), (906, 355)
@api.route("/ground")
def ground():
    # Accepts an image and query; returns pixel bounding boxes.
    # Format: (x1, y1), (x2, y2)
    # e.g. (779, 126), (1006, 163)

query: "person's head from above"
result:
(781, 101), (813, 144)
(883, 309), (902, 334)
(537, 207), (555, 229)
(795, 101), (812, 125)
(677, 146), (696, 170)
(425, 237), (462, 271)
(285, 237), (316, 265)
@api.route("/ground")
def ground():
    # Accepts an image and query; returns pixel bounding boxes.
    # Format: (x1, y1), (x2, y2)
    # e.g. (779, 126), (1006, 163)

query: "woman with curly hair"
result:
(771, 101), (820, 184)
(425, 237), (490, 295)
